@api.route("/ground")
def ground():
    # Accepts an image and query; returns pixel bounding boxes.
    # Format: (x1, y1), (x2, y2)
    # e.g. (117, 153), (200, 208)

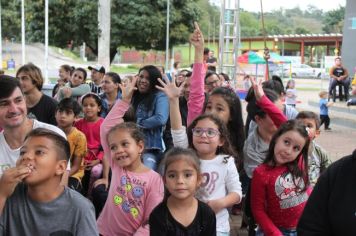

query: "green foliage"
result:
(322, 6), (345, 33)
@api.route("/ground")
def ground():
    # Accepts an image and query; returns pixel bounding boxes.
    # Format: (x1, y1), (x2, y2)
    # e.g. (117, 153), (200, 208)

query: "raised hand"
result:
(119, 75), (138, 104)
(155, 76), (184, 101)
(250, 76), (265, 101)
(62, 87), (73, 98)
(189, 22), (204, 50)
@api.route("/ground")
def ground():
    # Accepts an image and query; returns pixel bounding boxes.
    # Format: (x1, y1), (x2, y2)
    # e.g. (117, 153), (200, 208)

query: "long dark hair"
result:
(187, 114), (236, 163)
(132, 65), (162, 112)
(264, 120), (310, 192)
(204, 87), (245, 162)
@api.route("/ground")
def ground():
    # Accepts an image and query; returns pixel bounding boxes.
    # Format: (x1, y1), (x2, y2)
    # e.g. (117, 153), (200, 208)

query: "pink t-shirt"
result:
(97, 164), (164, 236)
(75, 118), (104, 161)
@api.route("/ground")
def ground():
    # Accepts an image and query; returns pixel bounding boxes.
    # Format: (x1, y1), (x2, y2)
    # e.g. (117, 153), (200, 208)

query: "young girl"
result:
(52, 64), (73, 97)
(180, 22), (245, 162)
(285, 79), (297, 107)
(149, 147), (216, 235)
(100, 72), (122, 118)
(55, 67), (90, 102)
(251, 120), (310, 236)
(75, 93), (104, 196)
(97, 122), (164, 235)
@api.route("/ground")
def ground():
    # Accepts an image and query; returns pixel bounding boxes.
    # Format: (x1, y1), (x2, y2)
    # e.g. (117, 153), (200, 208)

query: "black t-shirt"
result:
(332, 66), (346, 77)
(207, 57), (217, 72)
(149, 200), (216, 236)
(27, 94), (58, 126)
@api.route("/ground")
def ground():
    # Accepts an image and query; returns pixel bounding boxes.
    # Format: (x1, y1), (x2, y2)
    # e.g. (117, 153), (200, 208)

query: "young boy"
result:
(0, 128), (98, 235)
(296, 111), (332, 186)
(55, 98), (87, 192)
(319, 91), (333, 130)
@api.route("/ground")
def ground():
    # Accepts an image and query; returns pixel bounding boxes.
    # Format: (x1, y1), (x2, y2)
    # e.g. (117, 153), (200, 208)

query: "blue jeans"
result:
(142, 149), (163, 171)
(256, 227), (297, 236)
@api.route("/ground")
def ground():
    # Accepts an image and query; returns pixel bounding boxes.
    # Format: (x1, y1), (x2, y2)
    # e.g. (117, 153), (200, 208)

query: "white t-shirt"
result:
(0, 119), (68, 176)
(198, 155), (242, 233)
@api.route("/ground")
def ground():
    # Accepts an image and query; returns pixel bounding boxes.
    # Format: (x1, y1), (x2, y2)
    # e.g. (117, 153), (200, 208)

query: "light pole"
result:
(165, 0), (170, 72)
(0, 2), (2, 70)
(44, 0), (48, 83)
(21, 0), (25, 65)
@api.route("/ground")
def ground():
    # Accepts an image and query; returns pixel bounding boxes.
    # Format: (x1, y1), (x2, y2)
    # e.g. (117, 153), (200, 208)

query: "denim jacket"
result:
(99, 92), (122, 118)
(135, 91), (169, 150)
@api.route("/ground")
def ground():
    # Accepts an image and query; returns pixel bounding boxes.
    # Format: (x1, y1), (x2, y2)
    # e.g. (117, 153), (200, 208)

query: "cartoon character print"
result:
(275, 172), (308, 209)
(132, 186), (144, 198)
(113, 174), (145, 219)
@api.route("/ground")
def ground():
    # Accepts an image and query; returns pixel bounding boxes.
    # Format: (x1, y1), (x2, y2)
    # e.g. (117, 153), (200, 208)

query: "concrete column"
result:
(98, 0), (111, 70)
(341, 0), (356, 74)
(301, 41), (305, 64)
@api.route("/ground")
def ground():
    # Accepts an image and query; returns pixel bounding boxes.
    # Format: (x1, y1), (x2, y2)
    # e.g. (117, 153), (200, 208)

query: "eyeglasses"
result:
(192, 128), (220, 138)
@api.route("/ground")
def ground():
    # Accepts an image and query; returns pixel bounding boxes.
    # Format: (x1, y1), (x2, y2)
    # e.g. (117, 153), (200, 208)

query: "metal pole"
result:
(0, 2), (2, 70)
(165, 0), (170, 71)
(44, 0), (49, 83)
(21, 0), (25, 65)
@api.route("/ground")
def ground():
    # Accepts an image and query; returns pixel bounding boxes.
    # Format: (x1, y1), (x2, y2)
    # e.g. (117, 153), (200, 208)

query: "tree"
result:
(322, 6), (345, 33)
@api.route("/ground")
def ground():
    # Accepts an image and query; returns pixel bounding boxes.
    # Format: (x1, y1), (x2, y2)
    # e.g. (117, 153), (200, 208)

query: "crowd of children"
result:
(1, 21), (355, 236)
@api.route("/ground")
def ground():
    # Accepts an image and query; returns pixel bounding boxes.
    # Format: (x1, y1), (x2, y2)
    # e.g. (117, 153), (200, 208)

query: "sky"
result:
(210, 0), (346, 12)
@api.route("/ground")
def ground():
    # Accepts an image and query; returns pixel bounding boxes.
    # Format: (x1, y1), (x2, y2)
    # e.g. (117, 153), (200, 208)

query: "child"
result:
(97, 122), (164, 235)
(346, 70), (356, 106)
(0, 128), (98, 235)
(285, 79), (297, 107)
(251, 120), (311, 236)
(53, 64), (74, 97)
(319, 91), (333, 131)
(55, 67), (90, 101)
(75, 93), (104, 196)
(55, 98), (87, 192)
(167, 22), (245, 163)
(296, 111), (332, 186)
(149, 147), (216, 235)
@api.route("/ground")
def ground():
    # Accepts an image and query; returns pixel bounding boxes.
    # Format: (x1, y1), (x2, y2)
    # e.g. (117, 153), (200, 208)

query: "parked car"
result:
(273, 64), (325, 78)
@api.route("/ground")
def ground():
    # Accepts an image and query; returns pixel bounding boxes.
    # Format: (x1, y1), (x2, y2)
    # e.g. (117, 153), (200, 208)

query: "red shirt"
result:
(75, 118), (104, 161)
(251, 164), (309, 236)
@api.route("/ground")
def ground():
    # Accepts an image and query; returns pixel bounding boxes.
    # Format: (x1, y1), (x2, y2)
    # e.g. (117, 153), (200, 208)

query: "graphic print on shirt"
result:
(113, 175), (145, 219)
(200, 171), (219, 195)
(274, 172), (308, 209)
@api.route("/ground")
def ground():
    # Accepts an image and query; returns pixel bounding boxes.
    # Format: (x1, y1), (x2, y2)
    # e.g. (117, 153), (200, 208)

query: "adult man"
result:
(205, 71), (222, 94)
(88, 64), (105, 94)
(0, 76), (66, 176)
(16, 63), (58, 125)
(329, 57), (350, 102)
(207, 50), (217, 72)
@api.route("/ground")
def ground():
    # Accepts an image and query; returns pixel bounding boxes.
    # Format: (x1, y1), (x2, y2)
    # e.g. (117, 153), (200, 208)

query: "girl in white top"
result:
(156, 74), (242, 236)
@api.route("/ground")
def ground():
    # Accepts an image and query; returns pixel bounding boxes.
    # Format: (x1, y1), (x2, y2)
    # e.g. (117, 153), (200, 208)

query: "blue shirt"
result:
(319, 98), (328, 115)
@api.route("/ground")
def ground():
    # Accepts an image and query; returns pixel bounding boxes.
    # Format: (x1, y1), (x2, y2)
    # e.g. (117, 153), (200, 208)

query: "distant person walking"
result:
(319, 91), (333, 131)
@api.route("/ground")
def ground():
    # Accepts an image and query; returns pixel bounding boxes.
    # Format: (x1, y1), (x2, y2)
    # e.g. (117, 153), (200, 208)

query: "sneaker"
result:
(347, 99), (352, 106)
(325, 128), (332, 131)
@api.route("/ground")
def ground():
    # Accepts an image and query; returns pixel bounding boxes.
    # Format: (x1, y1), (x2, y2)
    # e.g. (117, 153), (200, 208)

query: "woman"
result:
(131, 65), (169, 171)
(100, 72), (122, 118)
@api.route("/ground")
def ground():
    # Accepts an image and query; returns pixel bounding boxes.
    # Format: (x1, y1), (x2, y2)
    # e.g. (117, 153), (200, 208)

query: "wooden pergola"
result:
(241, 34), (343, 63)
